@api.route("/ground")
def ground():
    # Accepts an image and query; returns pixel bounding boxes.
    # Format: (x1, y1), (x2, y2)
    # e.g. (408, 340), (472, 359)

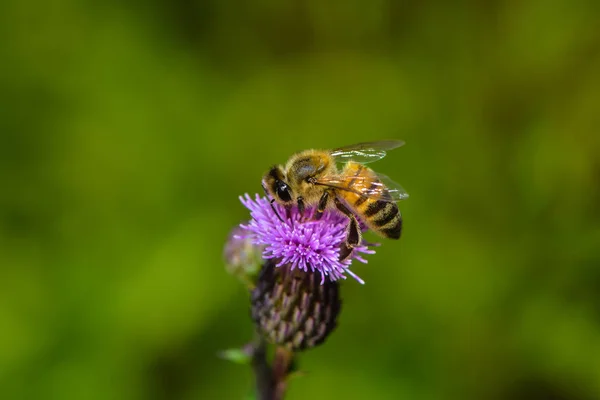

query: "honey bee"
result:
(262, 140), (408, 260)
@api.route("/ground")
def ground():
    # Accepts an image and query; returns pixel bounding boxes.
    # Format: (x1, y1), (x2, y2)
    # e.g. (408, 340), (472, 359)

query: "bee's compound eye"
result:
(276, 183), (292, 202)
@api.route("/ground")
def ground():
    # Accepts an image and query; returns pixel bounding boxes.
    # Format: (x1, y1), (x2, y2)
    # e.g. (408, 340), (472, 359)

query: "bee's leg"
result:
(334, 197), (361, 246)
(339, 242), (354, 262)
(313, 191), (330, 220)
(334, 196), (362, 261)
(297, 196), (305, 217)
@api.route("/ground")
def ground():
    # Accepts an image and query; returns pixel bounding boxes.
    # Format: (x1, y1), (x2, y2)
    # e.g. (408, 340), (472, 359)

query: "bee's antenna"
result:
(263, 182), (285, 223)
(270, 199), (285, 223)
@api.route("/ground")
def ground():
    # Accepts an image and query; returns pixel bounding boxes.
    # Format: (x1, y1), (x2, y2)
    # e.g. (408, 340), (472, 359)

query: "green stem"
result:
(252, 341), (293, 400)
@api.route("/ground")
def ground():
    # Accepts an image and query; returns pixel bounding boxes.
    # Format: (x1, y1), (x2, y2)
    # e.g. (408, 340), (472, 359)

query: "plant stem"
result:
(271, 347), (293, 400)
(252, 339), (273, 400)
(252, 340), (293, 400)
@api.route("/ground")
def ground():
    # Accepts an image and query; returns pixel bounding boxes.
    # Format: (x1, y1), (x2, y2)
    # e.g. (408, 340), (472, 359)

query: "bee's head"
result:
(262, 166), (294, 206)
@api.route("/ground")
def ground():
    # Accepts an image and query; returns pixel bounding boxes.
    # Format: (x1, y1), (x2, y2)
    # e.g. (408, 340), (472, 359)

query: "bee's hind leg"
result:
(339, 242), (354, 262)
(334, 196), (362, 261)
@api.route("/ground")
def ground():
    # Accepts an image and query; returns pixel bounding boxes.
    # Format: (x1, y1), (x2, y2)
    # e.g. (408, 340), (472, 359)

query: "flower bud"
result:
(251, 260), (342, 351)
(223, 225), (263, 287)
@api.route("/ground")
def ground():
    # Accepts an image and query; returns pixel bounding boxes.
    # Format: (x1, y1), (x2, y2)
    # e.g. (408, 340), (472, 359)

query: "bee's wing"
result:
(330, 140), (405, 164)
(315, 172), (409, 202)
(373, 173), (410, 201)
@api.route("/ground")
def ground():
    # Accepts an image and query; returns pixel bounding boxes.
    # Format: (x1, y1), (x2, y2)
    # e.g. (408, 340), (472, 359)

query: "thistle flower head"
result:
(251, 260), (341, 351)
(237, 194), (376, 284)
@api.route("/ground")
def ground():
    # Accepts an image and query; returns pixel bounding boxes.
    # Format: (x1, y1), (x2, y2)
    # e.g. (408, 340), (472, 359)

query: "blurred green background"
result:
(1, 1), (600, 399)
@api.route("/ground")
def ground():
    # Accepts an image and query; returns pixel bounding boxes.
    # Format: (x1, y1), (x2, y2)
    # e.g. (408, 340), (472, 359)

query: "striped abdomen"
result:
(338, 162), (402, 239)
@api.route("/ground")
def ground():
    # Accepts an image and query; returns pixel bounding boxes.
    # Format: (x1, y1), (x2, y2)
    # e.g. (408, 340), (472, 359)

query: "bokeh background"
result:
(2, 1), (600, 399)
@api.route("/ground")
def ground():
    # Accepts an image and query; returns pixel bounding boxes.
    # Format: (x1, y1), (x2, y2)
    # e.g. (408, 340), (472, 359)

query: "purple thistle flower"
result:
(237, 194), (377, 284)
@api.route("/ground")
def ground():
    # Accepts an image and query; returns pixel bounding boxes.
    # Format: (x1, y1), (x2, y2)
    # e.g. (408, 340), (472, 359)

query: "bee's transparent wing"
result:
(373, 173), (410, 201)
(330, 140), (405, 164)
(315, 172), (409, 202)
